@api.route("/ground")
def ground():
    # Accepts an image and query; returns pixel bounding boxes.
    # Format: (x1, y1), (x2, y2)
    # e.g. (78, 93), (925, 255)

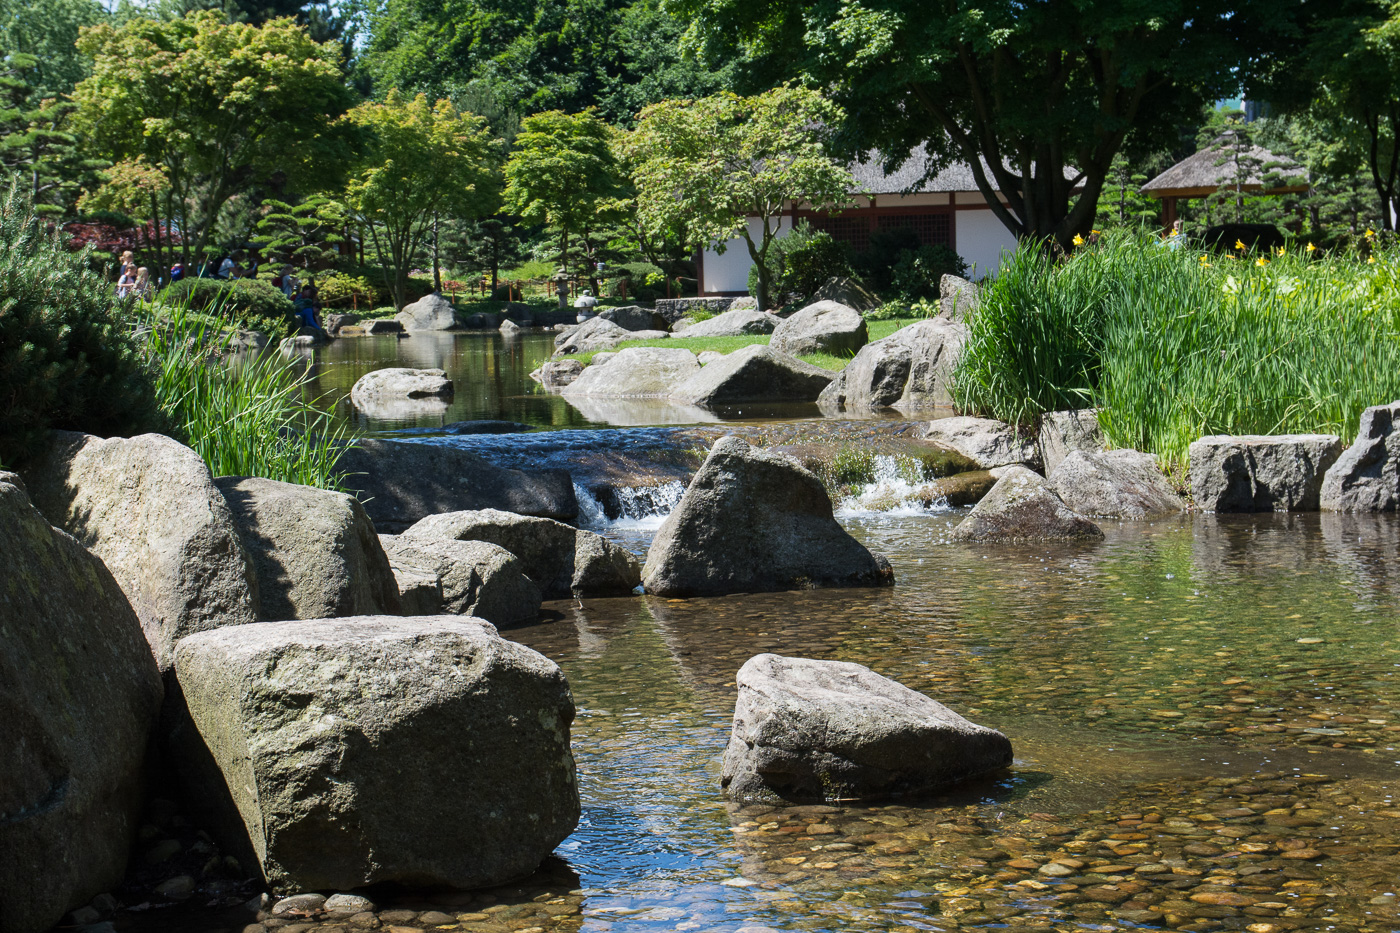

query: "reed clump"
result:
(954, 230), (1400, 470)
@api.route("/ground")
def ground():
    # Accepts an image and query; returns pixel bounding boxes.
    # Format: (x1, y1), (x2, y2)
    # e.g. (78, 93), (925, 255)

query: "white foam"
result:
(834, 454), (953, 517)
(574, 481), (686, 530)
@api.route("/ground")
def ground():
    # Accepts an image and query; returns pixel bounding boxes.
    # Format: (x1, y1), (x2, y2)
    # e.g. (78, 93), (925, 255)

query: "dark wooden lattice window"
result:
(806, 214), (872, 252)
(880, 212), (952, 247)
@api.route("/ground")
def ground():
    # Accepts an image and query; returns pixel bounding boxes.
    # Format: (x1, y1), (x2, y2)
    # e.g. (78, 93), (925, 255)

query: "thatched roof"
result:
(1141, 134), (1308, 199)
(849, 143), (1080, 195)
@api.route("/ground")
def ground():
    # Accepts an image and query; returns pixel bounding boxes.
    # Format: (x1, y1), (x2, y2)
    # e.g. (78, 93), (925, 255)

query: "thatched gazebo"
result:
(1141, 133), (1308, 229)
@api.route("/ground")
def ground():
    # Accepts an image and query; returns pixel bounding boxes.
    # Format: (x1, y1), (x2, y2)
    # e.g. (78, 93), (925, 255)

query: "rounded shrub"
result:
(0, 184), (165, 466)
(162, 276), (294, 332)
(747, 222), (853, 304)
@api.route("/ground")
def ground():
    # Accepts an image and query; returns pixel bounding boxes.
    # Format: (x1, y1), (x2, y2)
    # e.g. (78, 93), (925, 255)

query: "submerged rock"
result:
(378, 534), (541, 626)
(1038, 409), (1104, 475)
(1321, 401), (1400, 511)
(642, 437), (893, 596)
(721, 654), (1012, 803)
(818, 319), (965, 412)
(924, 416), (1039, 470)
(395, 294), (459, 332)
(1189, 434), (1342, 512)
(215, 476), (401, 621)
(562, 347), (701, 398)
(1047, 449), (1182, 518)
(670, 344), (835, 407)
(952, 465), (1104, 542)
(22, 431), (259, 670)
(674, 310), (776, 338)
(168, 617), (578, 893)
(769, 300), (868, 357)
(405, 508), (640, 598)
(0, 473), (164, 933)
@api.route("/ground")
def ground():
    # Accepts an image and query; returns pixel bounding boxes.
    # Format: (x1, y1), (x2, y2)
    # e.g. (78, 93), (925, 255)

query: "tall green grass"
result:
(954, 231), (1400, 469)
(136, 300), (356, 489)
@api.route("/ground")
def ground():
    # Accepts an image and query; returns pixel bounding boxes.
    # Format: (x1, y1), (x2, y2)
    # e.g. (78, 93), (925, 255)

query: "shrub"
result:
(314, 271), (378, 309)
(747, 222), (853, 303)
(856, 226), (968, 302)
(0, 184), (165, 466)
(162, 277), (293, 333)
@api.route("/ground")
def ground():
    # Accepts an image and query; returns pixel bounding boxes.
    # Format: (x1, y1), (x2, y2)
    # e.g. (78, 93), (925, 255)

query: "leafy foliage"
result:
(853, 226), (968, 302)
(746, 222), (851, 304)
(161, 276), (293, 333)
(253, 194), (348, 272)
(0, 182), (164, 466)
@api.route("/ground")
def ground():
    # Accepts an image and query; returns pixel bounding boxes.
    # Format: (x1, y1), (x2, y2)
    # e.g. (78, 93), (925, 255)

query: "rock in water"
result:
(641, 437), (893, 596)
(337, 439), (577, 532)
(1189, 434), (1342, 512)
(395, 294), (459, 332)
(670, 344), (835, 407)
(405, 508), (640, 598)
(952, 466), (1104, 542)
(21, 431), (259, 670)
(673, 310), (776, 338)
(168, 617), (579, 892)
(349, 368), (453, 410)
(0, 473), (163, 933)
(530, 359), (585, 390)
(1321, 401), (1400, 511)
(769, 300), (868, 357)
(561, 347), (701, 398)
(215, 477), (401, 621)
(818, 319), (965, 412)
(924, 416), (1039, 470)
(1047, 449), (1182, 518)
(721, 654), (1012, 803)
(1038, 409), (1104, 475)
(378, 534), (541, 626)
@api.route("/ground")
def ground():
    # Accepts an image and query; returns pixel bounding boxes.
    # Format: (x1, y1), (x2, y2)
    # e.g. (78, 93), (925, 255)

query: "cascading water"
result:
(835, 454), (953, 516)
(573, 481), (687, 530)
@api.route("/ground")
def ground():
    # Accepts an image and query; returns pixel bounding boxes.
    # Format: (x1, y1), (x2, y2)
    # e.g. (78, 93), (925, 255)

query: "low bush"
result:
(315, 271), (379, 309)
(748, 222), (853, 304)
(855, 226), (969, 302)
(0, 184), (166, 466)
(162, 277), (293, 334)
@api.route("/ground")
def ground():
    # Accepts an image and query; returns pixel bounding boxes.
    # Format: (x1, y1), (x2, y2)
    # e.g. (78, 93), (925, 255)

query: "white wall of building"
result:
(955, 209), (1018, 281)
(700, 216), (793, 295)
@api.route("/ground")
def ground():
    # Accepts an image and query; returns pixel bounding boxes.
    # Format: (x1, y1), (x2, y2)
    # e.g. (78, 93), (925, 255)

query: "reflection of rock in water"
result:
(1186, 512), (1332, 583)
(561, 395), (721, 426)
(1320, 511), (1400, 600)
(350, 396), (451, 422)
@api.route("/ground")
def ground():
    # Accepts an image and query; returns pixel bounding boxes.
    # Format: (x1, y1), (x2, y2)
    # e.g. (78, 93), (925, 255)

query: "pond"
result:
(139, 333), (1400, 932)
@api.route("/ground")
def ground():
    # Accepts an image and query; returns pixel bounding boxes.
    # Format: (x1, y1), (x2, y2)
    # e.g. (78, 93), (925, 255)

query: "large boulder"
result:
(938, 275), (980, 321)
(405, 508), (640, 598)
(0, 474), (163, 933)
(1189, 434), (1342, 512)
(555, 316), (664, 355)
(670, 344), (836, 407)
(597, 305), (666, 331)
(378, 534), (541, 626)
(818, 319), (966, 412)
(215, 477), (401, 621)
(809, 276), (880, 312)
(350, 369), (453, 411)
(22, 431), (259, 670)
(530, 359), (585, 391)
(1038, 409), (1104, 475)
(721, 654), (1012, 804)
(168, 617), (578, 893)
(1046, 449), (1181, 518)
(654, 296), (740, 325)
(952, 465), (1104, 543)
(395, 294), (459, 332)
(1321, 401), (1400, 511)
(769, 300), (868, 357)
(337, 439), (577, 532)
(924, 416), (1039, 470)
(561, 347), (701, 398)
(641, 437), (893, 596)
(675, 310), (777, 338)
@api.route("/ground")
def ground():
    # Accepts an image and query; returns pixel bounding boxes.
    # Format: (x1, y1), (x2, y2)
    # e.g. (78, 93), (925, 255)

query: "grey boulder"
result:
(1321, 401), (1400, 511)
(215, 477), (401, 621)
(1189, 434), (1342, 512)
(530, 359), (585, 390)
(337, 439), (577, 532)
(561, 347), (701, 398)
(405, 508), (640, 598)
(597, 305), (666, 331)
(378, 534), (541, 626)
(938, 275), (980, 321)
(0, 474), (164, 933)
(675, 310), (776, 338)
(809, 276), (880, 312)
(818, 319), (966, 412)
(555, 317), (662, 355)
(952, 466), (1104, 543)
(642, 437), (893, 596)
(168, 617), (578, 893)
(349, 368), (453, 418)
(21, 431), (259, 670)
(924, 416), (1039, 470)
(769, 300), (868, 357)
(1038, 409), (1104, 475)
(721, 654), (1012, 803)
(670, 344), (835, 407)
(1046, 449), (1181, 518)
(395, 294), (459, 332)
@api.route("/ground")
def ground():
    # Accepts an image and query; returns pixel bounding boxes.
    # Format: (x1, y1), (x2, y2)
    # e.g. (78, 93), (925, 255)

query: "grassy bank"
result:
(954, 232), (1400, 469)
(574, 318), (920, 370)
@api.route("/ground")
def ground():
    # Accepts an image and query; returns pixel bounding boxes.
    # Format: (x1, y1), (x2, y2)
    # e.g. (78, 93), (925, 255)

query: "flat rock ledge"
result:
(1190, 434), (1342, 512)
(1047, 449), (1182, 519)
(924, 416), (1039, 470)
(721, 654), (1012, 803)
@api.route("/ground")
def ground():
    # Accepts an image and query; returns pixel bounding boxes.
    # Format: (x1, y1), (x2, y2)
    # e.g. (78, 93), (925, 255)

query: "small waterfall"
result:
(574, 481), (686, 530)
(835, 454), (951, 517)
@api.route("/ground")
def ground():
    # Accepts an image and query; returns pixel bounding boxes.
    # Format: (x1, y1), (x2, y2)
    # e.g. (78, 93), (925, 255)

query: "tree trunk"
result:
(432, 212), (442, 292)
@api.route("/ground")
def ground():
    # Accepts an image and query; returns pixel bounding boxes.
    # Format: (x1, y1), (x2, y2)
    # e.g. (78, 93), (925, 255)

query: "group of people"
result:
(112, 247), (324, 332)
(114, 251), (153, 300)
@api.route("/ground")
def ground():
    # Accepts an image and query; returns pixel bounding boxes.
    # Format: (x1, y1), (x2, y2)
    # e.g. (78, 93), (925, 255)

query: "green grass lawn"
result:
(574, 317), (920, 370)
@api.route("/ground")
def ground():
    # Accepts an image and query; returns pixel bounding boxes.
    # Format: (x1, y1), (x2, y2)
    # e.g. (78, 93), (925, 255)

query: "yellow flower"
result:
(1235, 239), (1247, 250)
(1307, 242), (1317, 252)
(1368, 255), (1377, 264)
(1255, 257), (1269, 267)
(1275, 246), (1286, 257)
(1072, 234), (1085, 246)
(1198, 254), (1211, 265)
(1366, 228), (1376, 238)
